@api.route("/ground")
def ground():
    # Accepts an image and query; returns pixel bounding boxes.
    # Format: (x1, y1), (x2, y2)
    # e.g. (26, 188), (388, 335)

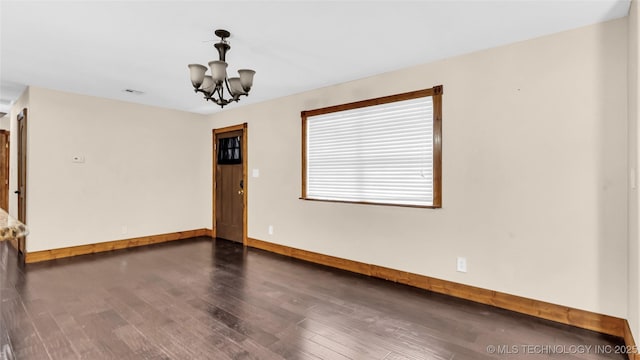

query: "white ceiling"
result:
(0, 0), (631, 115)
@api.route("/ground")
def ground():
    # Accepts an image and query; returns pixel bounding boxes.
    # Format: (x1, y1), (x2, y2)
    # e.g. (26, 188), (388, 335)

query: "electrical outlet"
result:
(121, 225), (128, 235)
(268, 225), (273, 235)
(72, 155), (85, 163)
(457, 257), (467, 273)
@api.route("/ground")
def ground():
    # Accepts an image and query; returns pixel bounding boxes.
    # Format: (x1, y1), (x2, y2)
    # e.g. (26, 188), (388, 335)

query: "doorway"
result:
(213, 123), (247, 244)
(16, 108), (27, 256)
(0, 130), (9, 212)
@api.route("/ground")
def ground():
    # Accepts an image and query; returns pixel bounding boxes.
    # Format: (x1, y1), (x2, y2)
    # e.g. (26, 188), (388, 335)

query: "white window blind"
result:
(305, 96), (434, 206)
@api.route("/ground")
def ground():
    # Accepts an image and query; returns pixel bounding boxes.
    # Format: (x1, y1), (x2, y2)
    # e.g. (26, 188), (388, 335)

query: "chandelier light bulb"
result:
(188, 64), (207, 89)
(238, 69), (255, 92)
(201, 76), (215, 95)
(228, 77), (245, 96)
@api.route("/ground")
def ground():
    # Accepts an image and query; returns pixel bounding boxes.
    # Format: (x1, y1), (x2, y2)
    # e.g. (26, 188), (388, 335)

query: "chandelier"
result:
(188, 29), (256, 108)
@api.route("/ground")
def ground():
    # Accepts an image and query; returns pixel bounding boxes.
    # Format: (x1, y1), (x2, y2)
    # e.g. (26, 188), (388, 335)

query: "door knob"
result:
(238, 189), (244, 195)
(14, 190), (20, 194)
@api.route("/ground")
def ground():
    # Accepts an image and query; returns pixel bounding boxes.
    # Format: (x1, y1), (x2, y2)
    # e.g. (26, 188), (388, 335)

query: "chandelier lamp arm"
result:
(188, 29), (255, 109)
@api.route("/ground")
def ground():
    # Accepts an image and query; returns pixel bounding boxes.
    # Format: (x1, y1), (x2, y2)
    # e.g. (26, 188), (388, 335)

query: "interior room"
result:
(1, 1), (639, 359)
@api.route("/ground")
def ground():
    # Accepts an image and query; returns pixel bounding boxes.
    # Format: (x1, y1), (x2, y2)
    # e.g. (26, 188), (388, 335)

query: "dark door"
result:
(17, 109), (27, 255)
(0, 130), (9, 211)
(214, 128), (245, 243)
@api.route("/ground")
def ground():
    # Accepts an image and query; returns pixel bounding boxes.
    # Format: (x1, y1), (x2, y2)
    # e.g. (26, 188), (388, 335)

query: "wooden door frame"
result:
(0, 129), (13, 250)
(212, 123), (248, 245)
(0, 130), (9, 211)
(17, 108), (27, 256)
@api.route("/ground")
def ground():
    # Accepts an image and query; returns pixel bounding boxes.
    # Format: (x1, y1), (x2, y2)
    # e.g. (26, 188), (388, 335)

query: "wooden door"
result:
(0, 130), (9, 211)
(17, 109), (27, 255)
(213, 125), (247, 244)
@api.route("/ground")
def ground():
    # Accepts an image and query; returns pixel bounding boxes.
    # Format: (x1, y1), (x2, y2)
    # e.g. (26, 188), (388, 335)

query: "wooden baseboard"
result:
(247, 237), (631, 342)
(25, 229), (211, 263)
(623, 320), (640, 360)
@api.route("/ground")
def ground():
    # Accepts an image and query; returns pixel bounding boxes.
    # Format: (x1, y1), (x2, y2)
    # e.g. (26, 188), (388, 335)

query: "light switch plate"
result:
(457, 257), (467, 273)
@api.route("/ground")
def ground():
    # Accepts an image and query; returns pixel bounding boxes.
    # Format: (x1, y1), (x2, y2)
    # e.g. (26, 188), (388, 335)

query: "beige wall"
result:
(628, 0), (640, 342)
(15, 87), (211, 252)
(210, 19), (629, 317)
(0, 116), (9, 130)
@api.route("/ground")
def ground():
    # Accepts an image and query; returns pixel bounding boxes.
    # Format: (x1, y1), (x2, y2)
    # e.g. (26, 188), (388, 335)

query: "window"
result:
(301, 86), (442, 208)
(218, 136), (242, 165)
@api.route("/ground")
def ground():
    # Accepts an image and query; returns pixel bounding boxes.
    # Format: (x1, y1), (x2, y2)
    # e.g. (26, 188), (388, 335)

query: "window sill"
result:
(298, 197), (441, 209)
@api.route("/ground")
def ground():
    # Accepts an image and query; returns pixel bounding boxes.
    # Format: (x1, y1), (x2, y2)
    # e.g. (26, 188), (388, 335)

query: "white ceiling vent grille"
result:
(122, 89), (144, 95)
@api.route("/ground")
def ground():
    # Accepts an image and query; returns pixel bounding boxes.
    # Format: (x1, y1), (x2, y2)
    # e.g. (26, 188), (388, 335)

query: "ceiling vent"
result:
(122, 89), (144, 95)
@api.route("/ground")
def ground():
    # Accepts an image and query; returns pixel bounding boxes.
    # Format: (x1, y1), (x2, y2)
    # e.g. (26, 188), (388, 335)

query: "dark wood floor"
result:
(0, 238), (626, 360)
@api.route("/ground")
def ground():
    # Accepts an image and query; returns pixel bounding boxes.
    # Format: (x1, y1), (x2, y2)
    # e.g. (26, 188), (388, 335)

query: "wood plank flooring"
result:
(0, 237), (627, 359)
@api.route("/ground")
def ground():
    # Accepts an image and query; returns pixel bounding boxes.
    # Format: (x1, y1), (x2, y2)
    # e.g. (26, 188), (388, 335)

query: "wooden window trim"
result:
(301, 85), (443, 208)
